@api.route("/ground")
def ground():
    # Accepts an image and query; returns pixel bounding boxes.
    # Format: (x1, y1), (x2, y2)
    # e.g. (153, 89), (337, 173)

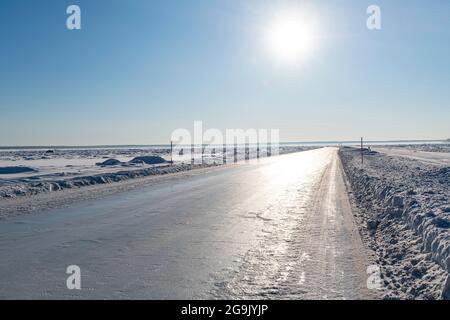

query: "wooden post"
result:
(257, 139), (260, 159)
(245, 142), (249, 161)
(170, 140), (173, 165)
(201, 145), (204, 165)
(361, 137), (363, 164)
(223, 143), (226, 164)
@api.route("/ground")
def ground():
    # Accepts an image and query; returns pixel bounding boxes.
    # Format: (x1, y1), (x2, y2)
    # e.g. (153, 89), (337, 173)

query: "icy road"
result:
(0, 148), (375, 299)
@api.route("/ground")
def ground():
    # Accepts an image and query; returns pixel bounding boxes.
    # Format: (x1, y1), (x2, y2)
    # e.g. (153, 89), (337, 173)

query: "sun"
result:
(264, 11), (318, 65)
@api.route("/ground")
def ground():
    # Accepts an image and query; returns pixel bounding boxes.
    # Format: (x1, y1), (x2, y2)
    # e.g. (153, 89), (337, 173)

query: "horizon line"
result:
(0, 138), (447, 149)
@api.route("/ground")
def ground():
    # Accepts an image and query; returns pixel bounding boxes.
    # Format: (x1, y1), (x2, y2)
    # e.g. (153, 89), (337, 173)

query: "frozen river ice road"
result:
(0, 147), (375, 299)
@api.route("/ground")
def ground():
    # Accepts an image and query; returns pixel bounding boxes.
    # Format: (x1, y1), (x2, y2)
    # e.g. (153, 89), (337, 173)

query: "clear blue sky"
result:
(1, 0), (449, 145)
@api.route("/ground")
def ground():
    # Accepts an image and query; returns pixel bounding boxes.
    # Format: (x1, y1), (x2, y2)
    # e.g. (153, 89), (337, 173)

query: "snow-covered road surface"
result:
(0, 148), (375, 299)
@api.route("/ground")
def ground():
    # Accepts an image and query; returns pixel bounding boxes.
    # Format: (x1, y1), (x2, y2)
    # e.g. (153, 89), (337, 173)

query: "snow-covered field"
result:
(377, 143), (450, 154)
(0, 146), (316, 200)
(339, 145), (450, 299)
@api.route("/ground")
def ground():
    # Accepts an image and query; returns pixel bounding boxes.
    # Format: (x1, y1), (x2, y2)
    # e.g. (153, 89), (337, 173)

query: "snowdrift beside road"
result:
(0, 166), (37, 174)
(340, 147), (450, 299)
(0, 164), (206, 198)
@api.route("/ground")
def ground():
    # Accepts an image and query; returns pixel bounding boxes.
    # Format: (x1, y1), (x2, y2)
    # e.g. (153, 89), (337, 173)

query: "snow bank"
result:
(95, 159), (123, 166)
(340, 147), (449, 299)
(129, 156), (166, 165)
(0, 166), (37, 174)
(0, 164), (208, 198)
